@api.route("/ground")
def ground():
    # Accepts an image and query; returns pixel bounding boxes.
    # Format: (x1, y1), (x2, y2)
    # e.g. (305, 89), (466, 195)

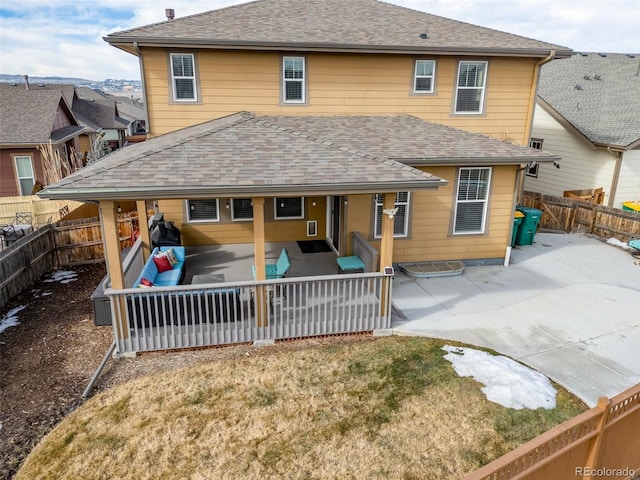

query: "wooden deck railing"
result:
(464, 383), (640, 480)
(106, 273), (392, 353)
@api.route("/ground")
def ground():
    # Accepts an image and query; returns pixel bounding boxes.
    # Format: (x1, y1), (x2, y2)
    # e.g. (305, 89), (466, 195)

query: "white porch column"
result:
(379, 193), (396, 317)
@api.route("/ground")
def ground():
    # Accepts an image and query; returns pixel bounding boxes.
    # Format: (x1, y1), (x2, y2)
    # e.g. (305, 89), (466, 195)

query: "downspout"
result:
(607, 147), (623, 208)
(134, 42), (151, 138)
(506, 50), (556, 267)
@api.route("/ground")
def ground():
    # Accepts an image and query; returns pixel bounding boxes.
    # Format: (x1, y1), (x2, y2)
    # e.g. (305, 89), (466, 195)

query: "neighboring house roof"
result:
(0, 86), (84, 146)
(537, 53), (640, 149)
(39, 112), (559, 201)
(105, 0), (571, 58)
(72, 97), (129, 131)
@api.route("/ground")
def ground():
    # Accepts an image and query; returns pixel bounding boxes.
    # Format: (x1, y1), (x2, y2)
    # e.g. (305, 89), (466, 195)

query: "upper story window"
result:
(171, 53), (197, 102)
(413, 60), (436, 93)
(283, 56), (306, 104)
(187, 199), (219, 222)
(526, 138), (544, 177)
(14, 155), (35, 196)
(454, 61), (487, 114)
(454, 167), (491, 234)
(275, 197), (304, 219)
(374, 192), (410, 238)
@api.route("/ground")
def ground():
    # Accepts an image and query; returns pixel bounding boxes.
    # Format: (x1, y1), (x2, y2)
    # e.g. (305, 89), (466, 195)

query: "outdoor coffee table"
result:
(191, 274), (225, 284)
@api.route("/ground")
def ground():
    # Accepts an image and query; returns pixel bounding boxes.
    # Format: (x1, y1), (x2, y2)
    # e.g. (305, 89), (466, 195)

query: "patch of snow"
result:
(32, 288), (53, 298)
(0, 305), (27, 334)
(43, 270), (78, 284)
(442, 345), (557, 410)
(606, 237), (631, 250)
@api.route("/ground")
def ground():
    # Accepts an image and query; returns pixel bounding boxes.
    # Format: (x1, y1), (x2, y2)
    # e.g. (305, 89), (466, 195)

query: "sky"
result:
(0, 0), (639, 81)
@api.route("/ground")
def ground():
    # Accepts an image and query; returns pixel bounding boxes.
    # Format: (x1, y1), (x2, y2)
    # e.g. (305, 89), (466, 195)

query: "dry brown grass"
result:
(16, 337), (586, 480)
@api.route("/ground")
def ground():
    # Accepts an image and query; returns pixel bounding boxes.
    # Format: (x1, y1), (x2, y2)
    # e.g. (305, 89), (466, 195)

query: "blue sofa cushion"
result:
(134, 246), (186, 287)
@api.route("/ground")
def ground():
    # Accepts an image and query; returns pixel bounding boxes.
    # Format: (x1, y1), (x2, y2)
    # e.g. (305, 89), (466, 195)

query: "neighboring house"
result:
(0, 83), (85, 196)
(525, 53), (640, 208)
(40, 0), (570, 353)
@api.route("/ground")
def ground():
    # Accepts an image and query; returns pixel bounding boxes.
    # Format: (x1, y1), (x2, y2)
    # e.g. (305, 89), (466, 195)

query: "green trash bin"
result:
(515, 206), (542, 246)
(511, 211), (525, 247)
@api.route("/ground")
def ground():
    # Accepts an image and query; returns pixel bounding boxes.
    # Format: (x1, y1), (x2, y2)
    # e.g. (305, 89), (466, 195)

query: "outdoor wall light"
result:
(226, 200), (230, 209)
(312, 199), (317, 207)
(383, 207), (399, 219)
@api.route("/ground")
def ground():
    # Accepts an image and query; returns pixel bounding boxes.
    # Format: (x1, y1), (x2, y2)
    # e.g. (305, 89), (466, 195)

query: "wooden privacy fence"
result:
(0, 195), (87, 228)
(522, 191), (640, 243)
(0, 214), (137, 311)
(465, 383), (640, 480)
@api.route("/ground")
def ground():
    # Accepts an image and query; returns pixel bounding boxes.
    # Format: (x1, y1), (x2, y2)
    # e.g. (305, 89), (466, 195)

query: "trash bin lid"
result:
(514, 211), (525, 218)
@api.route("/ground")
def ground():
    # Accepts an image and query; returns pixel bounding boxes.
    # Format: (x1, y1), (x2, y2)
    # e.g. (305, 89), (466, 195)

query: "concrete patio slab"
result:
(392, 232), (640, 407)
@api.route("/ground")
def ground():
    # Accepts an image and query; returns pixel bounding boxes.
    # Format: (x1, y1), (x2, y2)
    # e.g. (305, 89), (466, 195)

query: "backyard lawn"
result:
(16, 336), (586, 480)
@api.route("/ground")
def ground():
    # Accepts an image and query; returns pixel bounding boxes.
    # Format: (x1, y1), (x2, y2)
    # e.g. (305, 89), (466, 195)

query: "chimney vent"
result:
(165, 8), (175, 20)
(23, 75), (29, 90)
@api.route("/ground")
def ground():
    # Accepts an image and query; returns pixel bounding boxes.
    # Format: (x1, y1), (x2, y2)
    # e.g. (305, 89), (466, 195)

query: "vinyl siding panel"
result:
(142, 48), (536, 146)
(526, 104), (618, 205)
(614, 150), (640, 207)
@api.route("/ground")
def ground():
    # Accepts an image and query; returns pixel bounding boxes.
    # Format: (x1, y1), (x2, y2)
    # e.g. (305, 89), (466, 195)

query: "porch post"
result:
(136, 200), (151, 262)
(100, 200), (128, 339)
(379, 193), (396, 317)
(252, 197), (268, 326)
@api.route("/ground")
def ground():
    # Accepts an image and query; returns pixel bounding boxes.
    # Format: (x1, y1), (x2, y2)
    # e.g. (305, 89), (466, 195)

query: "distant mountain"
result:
(0, 74), (143, 92)
(0, 74), (96, 85)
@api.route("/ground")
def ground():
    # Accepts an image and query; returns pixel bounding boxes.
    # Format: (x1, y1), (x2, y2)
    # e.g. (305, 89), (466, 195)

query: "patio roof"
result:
(38, 112), (558, 202)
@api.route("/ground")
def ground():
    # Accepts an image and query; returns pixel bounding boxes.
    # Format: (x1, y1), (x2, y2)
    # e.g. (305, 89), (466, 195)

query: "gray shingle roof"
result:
(39, 112), (558, 201)
(0, 86), (84, 145)
(72, 98), (128, 130)
(105, 0), (570, 57)
(538, 53), (640, 148)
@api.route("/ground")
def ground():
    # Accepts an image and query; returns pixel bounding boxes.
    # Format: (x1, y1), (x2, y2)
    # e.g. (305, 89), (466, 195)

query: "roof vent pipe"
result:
(23, 74), (29, 90)
(165, 8), (175, 20)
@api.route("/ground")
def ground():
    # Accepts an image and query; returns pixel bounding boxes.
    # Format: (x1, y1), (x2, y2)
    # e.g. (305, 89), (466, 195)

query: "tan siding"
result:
(142, 48), (536, 145)
(157, 197), (327, 246)
(343, 166), (516, 262)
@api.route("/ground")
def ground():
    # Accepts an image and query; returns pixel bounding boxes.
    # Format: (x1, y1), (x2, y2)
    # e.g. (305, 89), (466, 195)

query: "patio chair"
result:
(1, 224), (19, 246)
(15, 212), (32, 225)
(252, 248), (291, 280)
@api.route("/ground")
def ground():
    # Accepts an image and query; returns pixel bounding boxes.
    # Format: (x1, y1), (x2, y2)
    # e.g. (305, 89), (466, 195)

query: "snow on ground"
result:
(1, 269), (76, 335)
(0, 305), (27, 334)
(442, 345), (557, 410)
(43, 270), (78, 284)
(606, 238), (632, 250)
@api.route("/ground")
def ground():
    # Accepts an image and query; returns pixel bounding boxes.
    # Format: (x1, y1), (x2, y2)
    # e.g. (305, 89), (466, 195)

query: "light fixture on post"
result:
(383, 207), (399, 219)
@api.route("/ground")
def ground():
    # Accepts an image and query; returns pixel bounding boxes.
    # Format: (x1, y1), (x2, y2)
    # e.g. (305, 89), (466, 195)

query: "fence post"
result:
(582, 396), (611, 478)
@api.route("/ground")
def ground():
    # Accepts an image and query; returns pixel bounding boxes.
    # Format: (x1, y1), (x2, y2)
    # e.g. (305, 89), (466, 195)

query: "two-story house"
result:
(39, 0), (571, 354)
(0, 82), (85, 197)
(525, 52), (640, 208)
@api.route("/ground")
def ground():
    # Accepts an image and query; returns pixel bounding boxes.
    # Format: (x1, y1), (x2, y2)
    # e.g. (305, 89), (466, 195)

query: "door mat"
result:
(297, 240), (332, 253)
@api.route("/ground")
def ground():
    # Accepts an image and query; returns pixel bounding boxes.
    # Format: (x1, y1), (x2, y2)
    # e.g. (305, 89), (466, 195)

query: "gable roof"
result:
(38, 112), (559, 202)
(537, 53), (640, 149)
(105, 0), (571, 58)
(0, 86), (84, 146)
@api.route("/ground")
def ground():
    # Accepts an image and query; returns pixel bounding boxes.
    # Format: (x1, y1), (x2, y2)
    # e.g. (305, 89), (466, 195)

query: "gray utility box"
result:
(91, 275), (112, 326)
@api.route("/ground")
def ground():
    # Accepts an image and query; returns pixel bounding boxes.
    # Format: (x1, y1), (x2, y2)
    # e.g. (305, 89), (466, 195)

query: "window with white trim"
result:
(454, 168), (491, 234)
(14, 155), (35, 195)
(187, 199), (219, 222)
(414, 60), (435, 93)
(374, 192), (410, 238)
(171, 53), (197, 101)
(526, 138), (543, 177)
(283, 56), (305, 103)
(231, 198), (253, 221)
(274, 197), (304, 219)
(454, 61), (487, 114)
